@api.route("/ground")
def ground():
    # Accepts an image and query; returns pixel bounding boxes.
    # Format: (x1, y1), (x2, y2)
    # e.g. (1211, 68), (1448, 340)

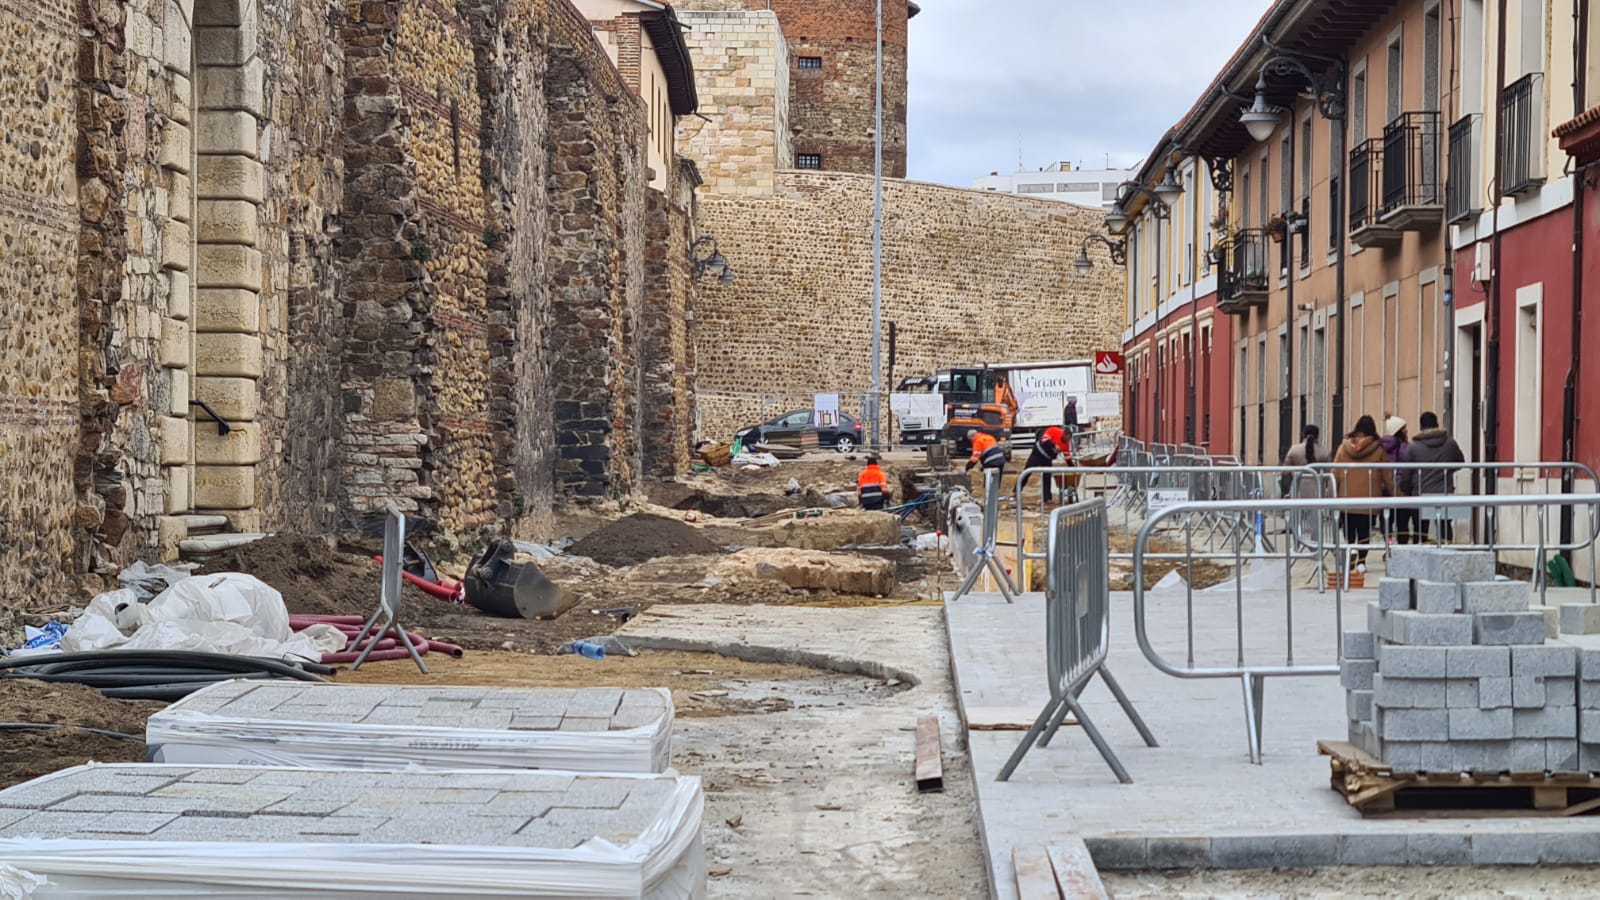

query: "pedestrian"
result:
(856, 454), (891, 511)
(1332, 415), (1394, 571)
(1025, 424), (1069, 506)
(1281, 424), (1325, 496)
(1406, 410), (1466, 543)
(1380, 415), (1417, 545)
(964, 429), (1006, 475)
(1062, 396), (1081, 434)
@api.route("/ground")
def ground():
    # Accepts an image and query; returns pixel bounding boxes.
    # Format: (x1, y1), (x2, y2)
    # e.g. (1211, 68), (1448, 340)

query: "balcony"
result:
(1217, 228), (1269, 315)
(1447, 114), (1482, 225)
(1498, 73), (1546, 197)
(1348, 138), (1400, 248)
(1377, 111), (1441, 230)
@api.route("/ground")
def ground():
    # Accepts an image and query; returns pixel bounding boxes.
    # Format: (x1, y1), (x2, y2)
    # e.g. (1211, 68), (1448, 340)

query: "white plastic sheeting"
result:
(0, 765), (705, 899)
(59, 575), (344, 662)
(145, 682), (674, 773)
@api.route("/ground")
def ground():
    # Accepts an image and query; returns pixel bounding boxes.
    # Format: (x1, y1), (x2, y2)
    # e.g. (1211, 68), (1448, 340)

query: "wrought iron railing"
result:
(1380, 111), (1441, 213)
(1219, 228), (1269, 307)
(1447, 114), (1481, 224)
(1498, 73), (1545, 197)
(1347, 139), (1382, 232)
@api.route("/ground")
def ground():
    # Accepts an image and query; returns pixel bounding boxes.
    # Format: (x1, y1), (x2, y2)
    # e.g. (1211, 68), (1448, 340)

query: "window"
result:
(1386, 32), (1403, 124)
(1018, 183), (1056, 194)
(1279, 138), (1291, 272)
(1424, 5), (1441, 111)
(1328, 112), (1344, 251)
(1353, 65), (1368, 140)
(798, 56), (822, 70)
(1058, 182), (1097, 193)
(1241, 166), (1252, 228)
(1300, 117), (1312, 268)
(1519, 0), (1544, 78)
(797, 153), (822, 169)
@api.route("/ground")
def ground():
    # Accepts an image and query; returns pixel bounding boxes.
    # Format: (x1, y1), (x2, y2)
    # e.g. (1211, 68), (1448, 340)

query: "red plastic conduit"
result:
(288, 614), (465, 662)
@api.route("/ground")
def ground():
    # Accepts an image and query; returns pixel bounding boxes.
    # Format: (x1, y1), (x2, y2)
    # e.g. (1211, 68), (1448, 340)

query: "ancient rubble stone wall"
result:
(642, 162), (698, 478)
(674, 9), (791, 195)
(0, 0), (79, 619)
(694, 173), (1127, 440)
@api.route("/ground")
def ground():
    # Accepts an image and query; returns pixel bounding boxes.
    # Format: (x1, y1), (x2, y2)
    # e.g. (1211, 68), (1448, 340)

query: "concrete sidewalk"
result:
(946, 587), (1600, 900)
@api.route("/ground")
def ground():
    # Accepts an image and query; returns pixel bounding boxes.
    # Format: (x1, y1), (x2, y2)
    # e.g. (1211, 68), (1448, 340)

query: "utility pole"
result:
(868, 0), (884, 448)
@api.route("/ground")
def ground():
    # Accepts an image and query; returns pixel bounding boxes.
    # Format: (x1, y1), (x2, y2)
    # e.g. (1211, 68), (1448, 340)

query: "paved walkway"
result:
(946, 586), (1600, 899)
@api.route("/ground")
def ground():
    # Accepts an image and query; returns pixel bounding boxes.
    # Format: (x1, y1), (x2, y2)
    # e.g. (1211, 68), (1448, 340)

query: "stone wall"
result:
(675, 8), (791, 195)
(694, 172), (1126, 441)
(642, 161), (700, 477)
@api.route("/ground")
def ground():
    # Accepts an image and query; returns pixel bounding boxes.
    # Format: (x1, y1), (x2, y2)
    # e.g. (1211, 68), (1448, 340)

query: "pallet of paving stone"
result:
(145, 680), (674, 773)
(0, 763), (705, 898)
(1319, 740), (1600, 817)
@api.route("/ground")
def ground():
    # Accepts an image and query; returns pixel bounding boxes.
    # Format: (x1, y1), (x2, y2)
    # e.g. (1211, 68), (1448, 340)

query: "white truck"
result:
(892, 360), (1098, 448)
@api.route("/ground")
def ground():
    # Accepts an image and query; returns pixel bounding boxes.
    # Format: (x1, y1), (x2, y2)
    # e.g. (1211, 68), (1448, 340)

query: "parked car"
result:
(735, 410), (864, 453)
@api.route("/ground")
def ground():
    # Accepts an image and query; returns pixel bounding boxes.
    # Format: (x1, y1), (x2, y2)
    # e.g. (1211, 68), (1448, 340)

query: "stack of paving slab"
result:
(1342, 546), (1580, 772)
(0, 763), (705, 897)
(145, 681), (675, 773)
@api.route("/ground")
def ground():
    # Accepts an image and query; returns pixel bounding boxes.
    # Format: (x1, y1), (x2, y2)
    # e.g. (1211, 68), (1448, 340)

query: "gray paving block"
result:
(1561, 602), (1600, 635)
(1510, 739), (1549, 770)
(1376, 708), (1448, 741)
(1538, 831), (1600, 863)
(1374, 675), (1446, 709)
(1581, 709), (1600, 741)
(1512, 643), (1578, 678)
(1447, 645), (1511, 678)
(1145, 837), (1211, 869)
(1083, 837), (1148, 870)
(81, 812), (181, 835)
(553, 777), (635, 810)
(1346, 690), (1373, 722)
(1383, 547), (1436, 581)
(1511, 676), (1546, 708)
(1446, 678), (1479, 708)
(1548, 739), (1580, 771)
(1418, 741), (1455, 771)
(1479, 677), (1513, 709)
(1342, 630), (1376, 660)
(1387, 547), (1495, 584)
(1375, 740), (1423, 770)
(1547, 676), (1578, 706)
(1582, 744), (1600, 772)
(1449, 707), (1513, 740)
(1209, 834), (1338, 868)
(1337, 833), (1409, 865)
(1580, 648), (1600, 681)
(1452, 741), (1513, 771)
(1390, 611), (1474, 646)
(1461, 580), (1531, 613)
(1471, 832), (1544, 864)
(1378, 577), (1413, 611)
(1414, 580), (1462, 614)
(1340, 658), (1376, 691)
(1407, 832), (1472, 865)
(1532, 604), (1561, 639)
(1377, 644), (1448, 678)
(1367, 601), (1385, 636)
(1514, 706), (1579, 739)
(1474, 612), (1548, 646)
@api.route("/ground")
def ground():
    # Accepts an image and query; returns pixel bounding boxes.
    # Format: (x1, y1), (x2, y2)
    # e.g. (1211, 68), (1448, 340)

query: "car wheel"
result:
(835, 435), (856, 453)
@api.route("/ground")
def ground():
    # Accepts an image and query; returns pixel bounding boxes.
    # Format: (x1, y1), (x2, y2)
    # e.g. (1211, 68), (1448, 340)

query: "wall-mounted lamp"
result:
(1073, 233), (1128, 276)
(1237, 42), (1346, 142)
(691, 235), (735, 284)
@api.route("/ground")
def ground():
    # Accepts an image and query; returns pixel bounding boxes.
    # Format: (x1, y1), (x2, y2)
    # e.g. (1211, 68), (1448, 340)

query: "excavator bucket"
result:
(463, 541), (577, 619)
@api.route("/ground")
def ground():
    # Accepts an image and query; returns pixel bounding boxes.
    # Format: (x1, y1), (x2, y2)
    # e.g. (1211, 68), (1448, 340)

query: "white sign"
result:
(813, 393), (841, 429)
(890, 392), (945, 427)
(1008, 366), (1093, 429)
(1085, 392), (1121, 418)
(1146, 489), (1191, 516)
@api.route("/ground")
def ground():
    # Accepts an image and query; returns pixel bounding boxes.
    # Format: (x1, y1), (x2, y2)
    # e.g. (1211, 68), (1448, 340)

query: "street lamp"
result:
(1239, 73), (1282, 142)
(1103, 206), (1130, 235)
(1073, 233), (1128, 276)
(1152, 168), (1185, 206)
(1237, 48), (1346, 142)
(690, 235), (735, 283)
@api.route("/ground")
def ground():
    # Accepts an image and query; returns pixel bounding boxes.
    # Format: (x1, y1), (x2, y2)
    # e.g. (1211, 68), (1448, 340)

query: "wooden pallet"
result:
(1319, 740), (1600, 817)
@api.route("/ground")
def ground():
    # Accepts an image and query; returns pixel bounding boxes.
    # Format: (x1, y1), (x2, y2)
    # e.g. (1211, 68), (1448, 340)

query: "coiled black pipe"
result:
(0, 650), (329, 700)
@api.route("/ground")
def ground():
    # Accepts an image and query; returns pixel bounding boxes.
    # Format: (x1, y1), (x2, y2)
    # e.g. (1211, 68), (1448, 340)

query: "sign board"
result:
(1146, 489), (1191, 517)
(813, 393), (841, 429)
(1094, 351), (1125, 375)
(890, 392), (945, 428)
(1084, 392), (1121, 418)
(1009, 366), (1093, 430)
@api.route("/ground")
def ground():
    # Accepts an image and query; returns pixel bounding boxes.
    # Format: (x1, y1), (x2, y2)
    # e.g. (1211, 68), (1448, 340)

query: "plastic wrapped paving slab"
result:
(145, 681), (674, 773)
(0, 763), (704, 898)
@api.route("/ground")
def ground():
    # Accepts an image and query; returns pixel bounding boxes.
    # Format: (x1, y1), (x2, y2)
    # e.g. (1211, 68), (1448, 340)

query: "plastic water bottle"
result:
(570, 640), (606, 660)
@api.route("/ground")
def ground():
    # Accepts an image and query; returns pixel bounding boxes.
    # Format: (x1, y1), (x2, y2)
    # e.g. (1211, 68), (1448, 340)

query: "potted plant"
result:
(1243, 268), (1268, 290)
(1265, 213), (1289, 243)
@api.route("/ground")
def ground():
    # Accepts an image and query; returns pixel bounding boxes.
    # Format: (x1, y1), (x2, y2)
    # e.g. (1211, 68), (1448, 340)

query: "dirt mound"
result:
(0, 679), (162, 789)
(568, 514), (723, 566)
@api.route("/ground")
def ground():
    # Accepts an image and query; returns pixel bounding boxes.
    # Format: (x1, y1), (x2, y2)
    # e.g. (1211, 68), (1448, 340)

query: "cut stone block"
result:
(1418, 742), (1455, 771)
(1386, 547), (1496, 584)
(196, 333), (263, 378)
(1461, 580), (1531, 613)
(1377, 644), (1448, 678)
(1367, 601), (1384, 637)
(194, 466), (254, 509)
(1389, 611), (1474, 646)
(1511, 676), (1545, 709)
(1474, 612), (1549, 646)
(1414, 581), (1461, 614)
(194, 376), (260, 422)
(1378, 577), (1412, 611)
(1452, 741), (1514, 772)
(194, 422), (262, 466)
(1374, 675), (1446, 709)
(1448, 707), (1513, 741)
(1376, 740), (1423, 771)
(1581, 709), (1600, 741)
(1547, 740), (1580, 771)
(1478, 677), (1513, 709)
(1547, 677), (1577, 706)
(1580, 648), (1600, 681)
(1510, 739), (1548, 771)
(1514, 706), (1579, 739)
(1581, 745), (1600, 772)
(1376, 708), (1448, 741)
(1447, 646), (1511, 678)
(1342, 630), (1376, 660)
(1346, 690), (1373, 722)
(1446, 679), (1478, 708)
(1560, 603), (1600, 636)
(1512, 643), (1578, 678)
(196, 111), (259, 157)
(1339, 659), (1376, 692)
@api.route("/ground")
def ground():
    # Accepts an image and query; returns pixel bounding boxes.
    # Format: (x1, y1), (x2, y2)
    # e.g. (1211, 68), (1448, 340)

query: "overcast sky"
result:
(906, 0), (1271, 186)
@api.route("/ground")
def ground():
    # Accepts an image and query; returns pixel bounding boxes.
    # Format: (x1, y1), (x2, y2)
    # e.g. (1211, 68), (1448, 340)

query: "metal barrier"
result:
(997, 498), (1157, 783)
(949, 468), (1018, 603)
(1133, 492), (1600, 764)
(1306, 461), (1600, 602)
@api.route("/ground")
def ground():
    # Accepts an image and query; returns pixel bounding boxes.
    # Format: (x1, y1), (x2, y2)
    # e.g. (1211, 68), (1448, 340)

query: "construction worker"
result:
(1026, 425), (1069, 505)
(964, 429), (1006, 474)
(993, 374), (1020, 429)
(856, 455), (891, 511)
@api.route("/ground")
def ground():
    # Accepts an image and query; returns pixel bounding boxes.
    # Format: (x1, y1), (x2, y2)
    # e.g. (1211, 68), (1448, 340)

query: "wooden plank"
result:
(1012, 845), (1062, 900)
(914, 715), (944, 793)
(965, 705), (1076, 731)
(1534, 785), (1569, 810)
(1045, 839), (1109, 900)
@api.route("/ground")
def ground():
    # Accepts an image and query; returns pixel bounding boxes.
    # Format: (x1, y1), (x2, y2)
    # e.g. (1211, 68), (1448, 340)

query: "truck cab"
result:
(893, 374), (949, 445)
(941, 367), (1016, 453)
